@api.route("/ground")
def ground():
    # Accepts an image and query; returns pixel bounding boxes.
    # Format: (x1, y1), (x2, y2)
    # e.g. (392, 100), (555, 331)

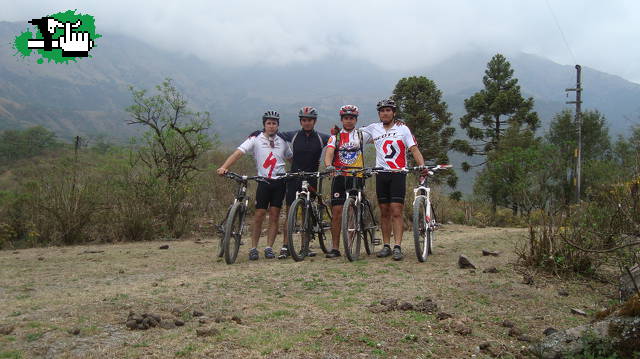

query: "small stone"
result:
(522, 274), (534, 285)
(452, 320), (472, 335)
(118, 269), (125, 274)
(570, 308), (587, 316)
(502, 320), (515, 328)
(137, 322), (149, 330)
(68, 327), (80, 335)
(483, 266), (499, 273)
(380, 298), (398, 309)
(196, 327), (220, 337)
(0, 325), (15, 335)
(160, 320), (176, 329)
(152, 283), (159, 287)
(436, 312), (452, 320)
(150, 314), (161, 322)
(231, 315), (242, 325)
(415, 298), (438, 313)
(199, 318), (207, 324)
(148, 318), (158, 327)
(192, 310), (204, 317)
(517, 335), (533, 342)
(482, 249), (500, 256)
(479, 341), (491, 350)
(171, 307), (184, 316)
(508, 327), (522, 337)
(398, 302), (414, 311)
(214, 316), (225, 323)
(558, 289), (569, 297)
(174, 319), (185, 326)
(458, 255), (476, 269)
(159, 245), (169, 250)
(37, 257), (44, 261)
(543, 327), (558, 336)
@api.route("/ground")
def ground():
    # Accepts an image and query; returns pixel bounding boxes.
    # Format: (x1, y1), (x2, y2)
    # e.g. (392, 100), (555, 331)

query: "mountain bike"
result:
(285, 170), (332, 261)
(337, 167), (381, 262)
(220, 172), (268, 264)
(408, 165), (452, 262)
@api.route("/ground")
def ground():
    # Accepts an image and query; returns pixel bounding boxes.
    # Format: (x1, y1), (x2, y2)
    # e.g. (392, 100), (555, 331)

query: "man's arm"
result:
(409, 145), (425, 167)
(217, 149), (244, 175)
(324, 146), (335, 168)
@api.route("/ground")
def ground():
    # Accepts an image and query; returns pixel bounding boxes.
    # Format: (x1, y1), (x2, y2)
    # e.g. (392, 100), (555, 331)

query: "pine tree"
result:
(454, 54), (539, 171)
(392, 76), (458, 189)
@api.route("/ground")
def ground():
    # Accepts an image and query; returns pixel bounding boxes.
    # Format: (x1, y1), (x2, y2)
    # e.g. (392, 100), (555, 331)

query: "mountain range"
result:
(2, 20), (639, 192)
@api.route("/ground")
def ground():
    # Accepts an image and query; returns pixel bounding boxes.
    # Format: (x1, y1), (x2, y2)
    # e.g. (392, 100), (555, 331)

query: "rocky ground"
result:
(0, 225), (619, 358)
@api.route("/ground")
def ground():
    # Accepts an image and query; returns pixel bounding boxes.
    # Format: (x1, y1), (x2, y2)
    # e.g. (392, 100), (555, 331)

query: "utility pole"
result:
(565, 64), (582, 202)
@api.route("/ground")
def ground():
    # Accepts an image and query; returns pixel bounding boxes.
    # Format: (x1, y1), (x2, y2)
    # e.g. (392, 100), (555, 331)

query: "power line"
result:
(544, 0), (577, 65)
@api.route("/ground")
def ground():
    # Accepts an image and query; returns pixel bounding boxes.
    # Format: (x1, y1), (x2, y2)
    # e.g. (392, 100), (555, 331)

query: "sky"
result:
(3, 0), (639, 83)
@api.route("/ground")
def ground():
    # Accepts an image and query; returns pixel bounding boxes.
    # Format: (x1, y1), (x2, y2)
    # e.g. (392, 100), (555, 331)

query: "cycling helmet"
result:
(262, 110), (280, 125)
(298, 106), (318, 119)
(339, 105), (359, 117)
(376, 98), (397, 111)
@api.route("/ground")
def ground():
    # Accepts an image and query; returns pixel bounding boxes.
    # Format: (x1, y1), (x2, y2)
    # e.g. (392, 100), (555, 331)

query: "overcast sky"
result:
(4, 0), (639, 83)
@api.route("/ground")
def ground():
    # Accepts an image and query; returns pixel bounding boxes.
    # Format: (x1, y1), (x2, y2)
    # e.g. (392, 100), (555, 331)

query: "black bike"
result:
(219, 172), (268, 264)
(336, 167), (380, 261)
(285, 171), (332, 261)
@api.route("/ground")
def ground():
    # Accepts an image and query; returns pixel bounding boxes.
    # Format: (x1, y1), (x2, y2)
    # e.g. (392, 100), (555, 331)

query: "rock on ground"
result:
(529, 316), (640, 358)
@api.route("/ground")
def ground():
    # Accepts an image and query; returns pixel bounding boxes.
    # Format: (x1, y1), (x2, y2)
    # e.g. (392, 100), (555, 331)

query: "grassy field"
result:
(0, 225), (616, 358)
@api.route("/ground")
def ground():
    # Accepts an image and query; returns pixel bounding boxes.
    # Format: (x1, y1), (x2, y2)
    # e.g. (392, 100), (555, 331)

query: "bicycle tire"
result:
(216, 206), (232, 257)
(316, 203), (330, 254)
(428, 204), (436, 255)
(413, 196), (428, 262)
(342, 197), (362, 261)
(287, 198), (310, 262)
(361, 199), (377, 255)
(223, 202), (244, 264)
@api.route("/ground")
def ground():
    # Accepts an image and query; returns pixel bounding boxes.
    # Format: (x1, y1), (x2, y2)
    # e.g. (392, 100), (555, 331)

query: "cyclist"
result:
(323, 105), (373, 258)
(361, 98), (426, 260)
(217, 111), (292, 260)
(248, 106), (330, 259)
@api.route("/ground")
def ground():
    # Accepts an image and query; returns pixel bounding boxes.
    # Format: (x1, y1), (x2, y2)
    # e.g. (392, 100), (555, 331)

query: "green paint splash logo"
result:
(12, 10), (101, 64)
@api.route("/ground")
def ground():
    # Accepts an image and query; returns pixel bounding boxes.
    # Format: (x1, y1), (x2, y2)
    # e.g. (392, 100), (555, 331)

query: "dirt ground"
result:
(0, 225), (616, 358)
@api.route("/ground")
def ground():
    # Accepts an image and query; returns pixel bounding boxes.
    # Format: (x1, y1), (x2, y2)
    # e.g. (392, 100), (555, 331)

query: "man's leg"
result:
(252, 209), (267, 248)
(379, 203), (392, 244)
(390, 203), (404, 246)
(267, 206), (281, 248)
(331, 205), (343, 250)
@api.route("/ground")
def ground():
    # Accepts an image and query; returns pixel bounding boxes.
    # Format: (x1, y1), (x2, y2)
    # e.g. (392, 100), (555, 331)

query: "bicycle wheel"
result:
(361, 199), (377, 255)
(216, 206), (232, 257)
(342, 197), (362, 261)
(316, 203), (330, 254)
(413, 196), (429, 262)
(287, 198), (310, 262)
(223, 202), (244, 264)
(428, 204), (436, 255)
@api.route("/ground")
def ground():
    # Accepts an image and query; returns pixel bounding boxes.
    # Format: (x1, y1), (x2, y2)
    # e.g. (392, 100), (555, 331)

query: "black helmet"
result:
(262, 110), (280, 125)
(376, 98), (397, 111)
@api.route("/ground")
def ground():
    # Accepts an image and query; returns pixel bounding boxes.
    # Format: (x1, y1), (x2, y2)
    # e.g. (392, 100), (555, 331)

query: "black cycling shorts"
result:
(286, 177), (318, 206)
(331, 176), (364, 206)
(255, 179), (286, 209)
(376, 172), (407, 204)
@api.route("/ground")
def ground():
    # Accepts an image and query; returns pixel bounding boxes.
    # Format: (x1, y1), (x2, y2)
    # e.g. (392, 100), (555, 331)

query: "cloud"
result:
(3, 0), (639, 82)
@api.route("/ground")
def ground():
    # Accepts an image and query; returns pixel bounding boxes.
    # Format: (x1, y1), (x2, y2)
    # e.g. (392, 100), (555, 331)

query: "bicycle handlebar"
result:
(223, 171), (270, 183)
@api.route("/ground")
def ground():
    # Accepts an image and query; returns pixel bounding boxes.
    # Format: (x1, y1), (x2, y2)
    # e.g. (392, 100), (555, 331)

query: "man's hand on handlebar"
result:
(216, 167), (228, 176)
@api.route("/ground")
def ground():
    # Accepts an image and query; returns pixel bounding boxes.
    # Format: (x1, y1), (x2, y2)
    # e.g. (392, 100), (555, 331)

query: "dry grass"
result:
(0, 225), (616, 358)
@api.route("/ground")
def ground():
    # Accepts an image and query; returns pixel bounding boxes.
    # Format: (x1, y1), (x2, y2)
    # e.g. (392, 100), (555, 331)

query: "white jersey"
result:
(361, 122), (417, 170)
(238, 132), (292, 178)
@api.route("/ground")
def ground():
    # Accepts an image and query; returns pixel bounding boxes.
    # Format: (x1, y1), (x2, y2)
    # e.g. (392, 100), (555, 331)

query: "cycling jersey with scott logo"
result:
(362, 122), (417, 170)
(237, 132), (292, 178)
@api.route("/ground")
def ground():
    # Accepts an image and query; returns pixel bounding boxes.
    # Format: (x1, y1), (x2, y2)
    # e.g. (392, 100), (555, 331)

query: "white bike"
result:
(409, 165), (452, 262)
